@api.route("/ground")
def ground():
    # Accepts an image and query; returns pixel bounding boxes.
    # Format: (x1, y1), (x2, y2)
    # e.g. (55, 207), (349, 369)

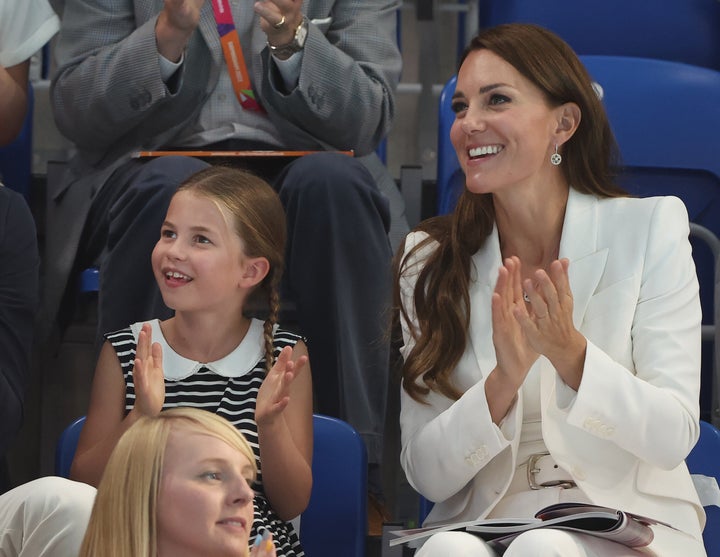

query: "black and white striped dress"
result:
(106, 318), (305, 557)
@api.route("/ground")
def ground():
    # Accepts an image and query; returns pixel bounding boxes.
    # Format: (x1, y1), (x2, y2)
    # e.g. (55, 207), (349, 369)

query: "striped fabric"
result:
(107, 324), (305, 557)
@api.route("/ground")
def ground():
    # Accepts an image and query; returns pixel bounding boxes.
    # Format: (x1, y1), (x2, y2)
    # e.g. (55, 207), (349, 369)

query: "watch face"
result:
(295, 20), (308, 47)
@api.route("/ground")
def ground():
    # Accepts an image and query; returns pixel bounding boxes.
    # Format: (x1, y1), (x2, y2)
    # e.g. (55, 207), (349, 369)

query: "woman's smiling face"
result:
(450, 48), (563, 197)
(156, 427), (257, 557)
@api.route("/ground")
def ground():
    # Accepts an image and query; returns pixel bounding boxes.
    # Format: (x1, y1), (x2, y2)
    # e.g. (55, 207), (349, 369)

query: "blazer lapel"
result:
(468, 226), (503, 376)
(467, 190), (610, 376)
(198, 3), (222, 65)
(560, 189), (609, 328)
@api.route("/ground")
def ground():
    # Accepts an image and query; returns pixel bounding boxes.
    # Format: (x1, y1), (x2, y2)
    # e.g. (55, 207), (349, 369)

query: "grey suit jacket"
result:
(46, 0), (406, 327)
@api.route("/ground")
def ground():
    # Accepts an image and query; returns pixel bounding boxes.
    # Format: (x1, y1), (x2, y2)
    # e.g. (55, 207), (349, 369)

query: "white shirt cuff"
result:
(158, 52), (183, 82)
(273, 50), (303, 91)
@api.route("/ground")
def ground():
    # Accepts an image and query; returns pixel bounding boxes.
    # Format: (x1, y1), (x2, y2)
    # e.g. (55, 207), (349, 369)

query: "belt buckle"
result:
(526, 452), (576, 490)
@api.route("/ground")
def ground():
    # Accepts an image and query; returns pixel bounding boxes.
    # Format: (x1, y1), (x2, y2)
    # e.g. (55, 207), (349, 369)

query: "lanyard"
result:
(210, 0), (264, 112)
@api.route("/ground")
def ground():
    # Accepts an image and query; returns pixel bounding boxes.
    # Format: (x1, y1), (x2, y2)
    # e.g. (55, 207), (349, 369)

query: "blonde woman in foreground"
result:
(80, 407), (276, 557)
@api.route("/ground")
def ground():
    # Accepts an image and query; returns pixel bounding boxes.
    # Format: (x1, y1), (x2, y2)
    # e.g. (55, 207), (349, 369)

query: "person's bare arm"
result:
(70, 341), (135, 486)
(71, 326), (165, 486)
(256, 342), (314, 520)
(0, 60), (29, 146)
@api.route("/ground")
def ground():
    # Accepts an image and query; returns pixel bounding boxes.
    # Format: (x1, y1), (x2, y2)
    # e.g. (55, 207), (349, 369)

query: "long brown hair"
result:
(395, 23), (626, 402)
(178, 166), (287, 373)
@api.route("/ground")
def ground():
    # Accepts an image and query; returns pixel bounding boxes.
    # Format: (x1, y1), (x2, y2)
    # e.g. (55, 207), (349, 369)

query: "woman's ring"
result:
(273, 15), (286, 29)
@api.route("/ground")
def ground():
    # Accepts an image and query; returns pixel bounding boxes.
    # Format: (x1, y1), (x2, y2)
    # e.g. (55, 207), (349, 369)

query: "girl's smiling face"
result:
(151, 190), (248, 314)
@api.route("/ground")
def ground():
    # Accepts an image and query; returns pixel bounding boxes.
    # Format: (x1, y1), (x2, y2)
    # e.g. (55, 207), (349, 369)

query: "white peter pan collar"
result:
(129, 318), (266, 380)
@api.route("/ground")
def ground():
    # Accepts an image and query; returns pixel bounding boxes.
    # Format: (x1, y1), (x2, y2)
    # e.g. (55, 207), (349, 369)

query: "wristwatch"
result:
(269, 17), (308, 61)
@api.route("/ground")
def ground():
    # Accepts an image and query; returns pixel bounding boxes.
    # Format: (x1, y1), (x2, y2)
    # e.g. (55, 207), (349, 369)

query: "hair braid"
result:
(262, 281), (281, 374)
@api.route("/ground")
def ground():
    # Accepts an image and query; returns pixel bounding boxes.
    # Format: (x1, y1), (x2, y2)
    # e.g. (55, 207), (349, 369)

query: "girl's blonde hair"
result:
(79, 408), (257, 557)
(177, 166), (287, 373)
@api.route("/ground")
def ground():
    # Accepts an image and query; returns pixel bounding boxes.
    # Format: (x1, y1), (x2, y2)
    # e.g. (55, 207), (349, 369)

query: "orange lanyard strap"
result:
(210, 0), (264, 112)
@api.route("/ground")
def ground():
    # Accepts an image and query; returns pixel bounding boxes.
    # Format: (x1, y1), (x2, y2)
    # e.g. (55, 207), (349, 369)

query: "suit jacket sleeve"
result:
(259, 0), (402, 155)
(0, 188), (39, 456)
(50, 0), (210, 155)
(50, 0), (402, 158)
(397, 231), (516, 506)
(565, 196), (701, 469)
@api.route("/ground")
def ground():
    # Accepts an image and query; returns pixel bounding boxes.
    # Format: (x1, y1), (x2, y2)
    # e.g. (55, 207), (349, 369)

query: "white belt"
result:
(526, 452), (576, 490)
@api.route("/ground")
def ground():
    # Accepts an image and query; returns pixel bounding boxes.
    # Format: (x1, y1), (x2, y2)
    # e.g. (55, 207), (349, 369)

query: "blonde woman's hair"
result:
(79, 408), (257, 557)
(177, 166), (287, 373)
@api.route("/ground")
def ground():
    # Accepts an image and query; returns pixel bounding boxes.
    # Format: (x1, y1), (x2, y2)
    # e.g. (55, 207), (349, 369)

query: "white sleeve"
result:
(397, 232), (514, 502)
(567, 196), (701, 469)
(0, 0), (59, 67)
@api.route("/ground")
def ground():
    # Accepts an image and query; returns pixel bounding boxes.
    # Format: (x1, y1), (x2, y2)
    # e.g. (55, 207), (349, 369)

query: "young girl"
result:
(73, 166), (313, 557)
(80, 407), (277, 557)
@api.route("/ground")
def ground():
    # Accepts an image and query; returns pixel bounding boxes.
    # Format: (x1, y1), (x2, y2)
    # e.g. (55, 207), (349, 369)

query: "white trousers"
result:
(414, 526), (707, 557)
(0, 476), (96, 557)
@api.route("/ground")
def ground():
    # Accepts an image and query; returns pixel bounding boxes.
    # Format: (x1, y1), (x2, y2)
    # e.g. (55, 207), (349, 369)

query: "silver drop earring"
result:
(550, 145), (562, 166)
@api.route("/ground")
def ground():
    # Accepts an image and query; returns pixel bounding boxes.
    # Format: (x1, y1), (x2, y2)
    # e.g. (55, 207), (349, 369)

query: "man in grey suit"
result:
(48, 0), (404, 527)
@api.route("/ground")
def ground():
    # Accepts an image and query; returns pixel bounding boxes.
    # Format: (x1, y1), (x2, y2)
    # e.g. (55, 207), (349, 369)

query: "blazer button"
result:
(583, 417), (602, 433)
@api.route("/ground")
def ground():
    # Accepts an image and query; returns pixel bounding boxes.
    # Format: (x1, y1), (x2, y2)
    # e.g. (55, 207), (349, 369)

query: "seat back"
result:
(56, 414), (367, 556)
(478, 0), (720, 71)
(436, 75), (462, 216)
(0, 82), (34, 200)
(687, 420), (720, 556)
(579, 56), (720, 187)
(300, 414), (368, 557)
(690, 224), (720, 426)
(580, 55), (720, 421)
(55, 415), (85, 479)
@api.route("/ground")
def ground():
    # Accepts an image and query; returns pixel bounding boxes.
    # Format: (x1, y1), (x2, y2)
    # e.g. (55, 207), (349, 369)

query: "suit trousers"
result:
(85, 152), (392, 469)
(414, 524), (706, 556)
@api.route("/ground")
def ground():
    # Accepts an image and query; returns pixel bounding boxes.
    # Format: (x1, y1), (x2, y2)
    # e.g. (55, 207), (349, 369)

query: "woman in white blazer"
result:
(394, 23), (706, 556)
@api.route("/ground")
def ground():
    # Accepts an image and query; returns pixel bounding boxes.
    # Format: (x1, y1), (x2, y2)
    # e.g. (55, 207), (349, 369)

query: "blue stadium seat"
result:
(436, 74), (460, 216)
(579, 55), (720, 423)
(687, 420), (720, 556)
(54, 415), (85, 479)
(477, 0), (720, 71)
(300, 414), (368, 557)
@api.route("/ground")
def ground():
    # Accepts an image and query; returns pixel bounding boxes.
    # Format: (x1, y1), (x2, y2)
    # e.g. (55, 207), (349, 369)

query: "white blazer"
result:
(398, 189), (705, 541)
